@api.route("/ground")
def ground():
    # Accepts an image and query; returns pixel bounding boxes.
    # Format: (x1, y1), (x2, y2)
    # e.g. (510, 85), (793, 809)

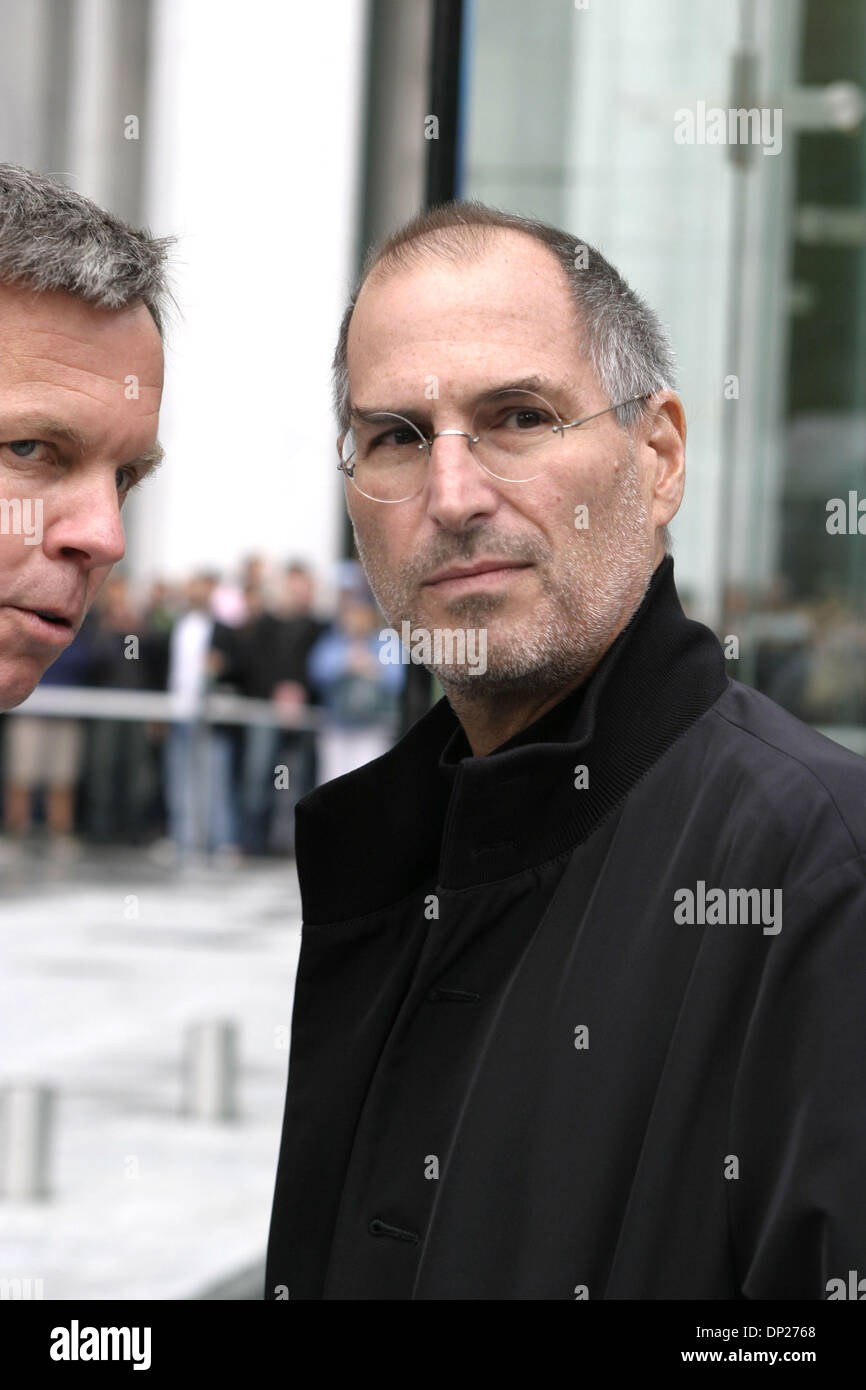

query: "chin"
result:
(0, 660), (48, 712)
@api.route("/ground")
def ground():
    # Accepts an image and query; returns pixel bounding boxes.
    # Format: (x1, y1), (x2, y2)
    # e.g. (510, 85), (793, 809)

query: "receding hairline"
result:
(361, 221), (572, 297)
(351, 224), (586, 368)
(346, 223), (590, 410)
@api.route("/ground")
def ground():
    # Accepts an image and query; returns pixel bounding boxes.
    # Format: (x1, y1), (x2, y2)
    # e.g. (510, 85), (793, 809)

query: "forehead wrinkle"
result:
(349, 254), (596, 423)
(7, 377), (161, 416)
(10, 321), (137, 344)
(351, 303), (581, 379)
(351, 368), (588, 422)
(4, 322), (164, 391)
(6, 353), (163, 390)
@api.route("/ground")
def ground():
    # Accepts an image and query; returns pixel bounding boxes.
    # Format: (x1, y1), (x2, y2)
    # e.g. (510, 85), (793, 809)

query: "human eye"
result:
(501, 407), (550, 431)
(369, 424), (424, 451)
(4, 439), (54, 462)
(115, 464), (142, 496)
(482, 398), (556, 437)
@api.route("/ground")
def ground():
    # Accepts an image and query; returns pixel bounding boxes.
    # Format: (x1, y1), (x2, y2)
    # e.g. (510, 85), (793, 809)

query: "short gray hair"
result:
(332, 200), (676, 434)
(0, 163), (173, 336)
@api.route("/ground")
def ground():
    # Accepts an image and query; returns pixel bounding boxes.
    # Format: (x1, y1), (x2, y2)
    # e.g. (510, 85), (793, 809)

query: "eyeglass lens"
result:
(343, 389), (563, 502)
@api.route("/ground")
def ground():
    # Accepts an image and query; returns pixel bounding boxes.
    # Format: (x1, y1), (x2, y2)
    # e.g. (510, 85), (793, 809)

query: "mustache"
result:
(402, 530), (550, 587)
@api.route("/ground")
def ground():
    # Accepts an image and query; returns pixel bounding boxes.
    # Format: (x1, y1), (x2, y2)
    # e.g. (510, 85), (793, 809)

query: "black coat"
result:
(265, 557), (866, 1300)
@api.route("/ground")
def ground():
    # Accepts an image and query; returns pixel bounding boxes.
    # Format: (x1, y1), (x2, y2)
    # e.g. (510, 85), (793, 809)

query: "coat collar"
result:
(295, 556), (729, 923)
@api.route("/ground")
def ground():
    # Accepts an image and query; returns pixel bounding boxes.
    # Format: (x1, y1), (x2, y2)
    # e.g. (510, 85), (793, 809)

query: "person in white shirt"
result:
(164, 574), (239, 862)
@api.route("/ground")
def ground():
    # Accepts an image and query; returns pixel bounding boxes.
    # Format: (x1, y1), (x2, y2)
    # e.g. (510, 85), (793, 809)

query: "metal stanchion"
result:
(183, 1021), (238, 1121)
(1, 1084), (55, 1200)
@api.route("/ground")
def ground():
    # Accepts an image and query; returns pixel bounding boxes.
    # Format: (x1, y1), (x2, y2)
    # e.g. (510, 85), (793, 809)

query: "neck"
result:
(443, 666), (594, 756)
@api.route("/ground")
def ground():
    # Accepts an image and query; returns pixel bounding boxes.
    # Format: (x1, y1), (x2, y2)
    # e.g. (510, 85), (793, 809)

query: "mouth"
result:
(7, 606), (76, 646)
(423, 561), (533, 594)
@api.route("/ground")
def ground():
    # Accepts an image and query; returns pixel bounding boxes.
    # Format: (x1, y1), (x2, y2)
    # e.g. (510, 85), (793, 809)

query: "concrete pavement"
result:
(0, 847), (301, 1300)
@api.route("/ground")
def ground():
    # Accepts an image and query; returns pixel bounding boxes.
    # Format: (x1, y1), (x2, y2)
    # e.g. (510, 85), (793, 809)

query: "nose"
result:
(424, 428), (499, 530)
(41, 471), (127, 570)
(432, 429), (477, 445)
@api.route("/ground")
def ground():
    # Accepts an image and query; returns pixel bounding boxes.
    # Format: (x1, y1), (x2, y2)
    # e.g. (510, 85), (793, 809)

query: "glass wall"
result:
(461, 0), (866, 751)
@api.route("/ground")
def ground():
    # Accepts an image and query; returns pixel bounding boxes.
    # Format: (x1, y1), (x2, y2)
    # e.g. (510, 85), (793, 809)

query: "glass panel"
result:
(461, 0), (866, 750)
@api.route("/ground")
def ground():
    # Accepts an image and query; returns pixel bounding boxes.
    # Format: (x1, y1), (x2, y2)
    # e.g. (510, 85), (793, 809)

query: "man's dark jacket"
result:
(265, 557), (866, 1300)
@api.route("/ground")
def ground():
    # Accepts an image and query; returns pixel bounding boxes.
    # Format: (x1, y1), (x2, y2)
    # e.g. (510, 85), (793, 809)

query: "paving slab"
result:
(0, 850), (301, 1301)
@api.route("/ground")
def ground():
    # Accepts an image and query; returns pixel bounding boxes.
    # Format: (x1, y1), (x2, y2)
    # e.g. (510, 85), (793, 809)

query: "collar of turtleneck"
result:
(295, 556), (729, 923)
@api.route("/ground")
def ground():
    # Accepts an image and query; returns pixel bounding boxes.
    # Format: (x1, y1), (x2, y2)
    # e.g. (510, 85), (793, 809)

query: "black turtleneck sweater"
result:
(266, 556), (866, 1300)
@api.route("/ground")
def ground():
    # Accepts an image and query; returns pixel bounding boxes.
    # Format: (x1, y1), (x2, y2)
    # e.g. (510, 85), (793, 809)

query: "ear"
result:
(637, 391), (686, 536)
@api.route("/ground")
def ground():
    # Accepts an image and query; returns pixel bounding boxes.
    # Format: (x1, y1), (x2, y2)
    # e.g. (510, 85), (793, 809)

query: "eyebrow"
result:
(0, 417), (164, 477)
(350, 375), (580, 423)
(129, 442), (165, 477)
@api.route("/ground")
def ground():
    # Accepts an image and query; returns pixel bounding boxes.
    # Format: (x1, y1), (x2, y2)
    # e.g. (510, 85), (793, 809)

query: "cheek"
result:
(0, 541), (25, 579)
(511, 476), (579, 546)
(0, 466), (37, 503)
(549, 457), (623, 526)
(350, 500), (400, 569)
(86, 566), (114, 605)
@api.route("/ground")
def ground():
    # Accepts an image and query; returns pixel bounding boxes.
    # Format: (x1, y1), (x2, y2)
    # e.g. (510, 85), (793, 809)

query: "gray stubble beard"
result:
(351, 444), (656, 706)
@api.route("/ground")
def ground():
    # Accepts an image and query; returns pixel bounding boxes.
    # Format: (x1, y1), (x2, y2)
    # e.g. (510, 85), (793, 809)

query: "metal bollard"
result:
(183, 1021), (238, 1121)
(1, 1084), (55, 1200)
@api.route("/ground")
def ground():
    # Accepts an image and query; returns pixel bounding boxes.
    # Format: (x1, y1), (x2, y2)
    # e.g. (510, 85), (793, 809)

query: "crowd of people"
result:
(0, 557), (405, 864)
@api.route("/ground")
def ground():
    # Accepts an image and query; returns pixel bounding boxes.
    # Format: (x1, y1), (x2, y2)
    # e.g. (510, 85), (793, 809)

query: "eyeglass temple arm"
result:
(557, 393), (653, 434)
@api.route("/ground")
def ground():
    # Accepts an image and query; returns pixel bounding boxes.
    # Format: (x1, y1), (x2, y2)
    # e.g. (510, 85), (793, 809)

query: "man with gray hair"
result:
(0, 163), (170, 711)
(267, 201), (866, 1301)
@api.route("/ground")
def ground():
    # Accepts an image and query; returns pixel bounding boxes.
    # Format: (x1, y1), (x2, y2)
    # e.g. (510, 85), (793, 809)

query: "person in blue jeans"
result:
(307, 579), (404, 786)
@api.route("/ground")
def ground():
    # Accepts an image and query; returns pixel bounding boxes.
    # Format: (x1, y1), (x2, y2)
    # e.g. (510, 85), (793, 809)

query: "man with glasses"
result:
(267, 201), (866, 1301)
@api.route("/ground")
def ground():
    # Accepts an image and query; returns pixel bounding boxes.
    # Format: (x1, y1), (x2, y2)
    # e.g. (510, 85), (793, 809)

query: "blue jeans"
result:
(165, 723), (238, 853)
(240, 725), (318, 854)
